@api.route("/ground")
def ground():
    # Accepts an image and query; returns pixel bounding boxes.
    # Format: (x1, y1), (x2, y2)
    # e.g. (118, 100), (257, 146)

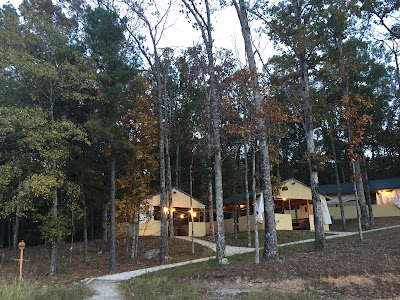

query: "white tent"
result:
(376, 189), (400, 208)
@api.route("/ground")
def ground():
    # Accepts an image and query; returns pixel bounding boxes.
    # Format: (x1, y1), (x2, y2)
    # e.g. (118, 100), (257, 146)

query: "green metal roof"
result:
(319, 177), (400, 195)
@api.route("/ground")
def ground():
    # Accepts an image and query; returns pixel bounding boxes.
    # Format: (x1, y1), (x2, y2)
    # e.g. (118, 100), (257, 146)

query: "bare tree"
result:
(233, 0), (277, 259)
(120, 0), (175, 263)
(181, 0), (226, 264)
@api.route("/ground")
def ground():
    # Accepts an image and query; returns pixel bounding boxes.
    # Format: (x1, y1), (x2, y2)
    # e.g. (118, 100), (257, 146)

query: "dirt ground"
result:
(1, 225), (400, 299)
(0, 236), (213, 283)
(192, 227), (400, 299)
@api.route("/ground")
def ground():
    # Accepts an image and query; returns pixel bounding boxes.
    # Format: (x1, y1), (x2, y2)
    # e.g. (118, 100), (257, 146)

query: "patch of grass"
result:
(330, 216), (400, 232)
(121, 227), (400, 300)
(0, 279), (88, 300)
(213, 230), (316, 248)
(120, 261), (213, 300)
(240, 291), (325, 300)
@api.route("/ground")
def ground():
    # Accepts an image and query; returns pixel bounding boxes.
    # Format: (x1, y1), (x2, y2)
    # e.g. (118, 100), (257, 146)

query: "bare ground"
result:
(0, 236), (213, 284)
(191, 227), (400, 299)
(1, 220), (400, 300)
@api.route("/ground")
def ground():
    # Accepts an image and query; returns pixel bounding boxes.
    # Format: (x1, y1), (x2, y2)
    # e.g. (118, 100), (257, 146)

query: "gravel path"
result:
(86, 280), (122, 300)
(174, 236), (255, 255)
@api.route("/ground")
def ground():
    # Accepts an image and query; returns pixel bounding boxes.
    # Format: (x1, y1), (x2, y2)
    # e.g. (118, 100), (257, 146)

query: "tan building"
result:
(139, 188), (207, 237)
(320, 177), (400, 219)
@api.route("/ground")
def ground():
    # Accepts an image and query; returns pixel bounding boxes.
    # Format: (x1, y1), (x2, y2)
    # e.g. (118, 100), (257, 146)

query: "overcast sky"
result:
(0, 0), (275, 67)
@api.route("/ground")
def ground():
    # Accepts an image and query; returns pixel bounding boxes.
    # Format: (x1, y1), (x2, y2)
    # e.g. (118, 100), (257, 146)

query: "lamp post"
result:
(18, 240), (26, 281)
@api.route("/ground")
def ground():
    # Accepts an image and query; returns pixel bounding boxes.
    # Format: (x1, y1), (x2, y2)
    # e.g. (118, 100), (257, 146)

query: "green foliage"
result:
(37, 214), (70, 243)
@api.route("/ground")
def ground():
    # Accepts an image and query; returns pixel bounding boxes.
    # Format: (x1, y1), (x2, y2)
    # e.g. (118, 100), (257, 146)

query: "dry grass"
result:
(330, 216), (400, 232)
(0, 278), (87, 300)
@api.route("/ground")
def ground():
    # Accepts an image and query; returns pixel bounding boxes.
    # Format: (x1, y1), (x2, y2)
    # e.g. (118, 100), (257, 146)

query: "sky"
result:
(0, 0), (274, 68)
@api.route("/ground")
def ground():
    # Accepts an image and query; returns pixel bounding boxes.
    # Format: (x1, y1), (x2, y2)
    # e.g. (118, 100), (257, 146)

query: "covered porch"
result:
(222, 178), (331, 233)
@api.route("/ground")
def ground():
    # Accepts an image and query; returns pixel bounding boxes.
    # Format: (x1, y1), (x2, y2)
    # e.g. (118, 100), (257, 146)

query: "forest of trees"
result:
(0, 0), (399, 275)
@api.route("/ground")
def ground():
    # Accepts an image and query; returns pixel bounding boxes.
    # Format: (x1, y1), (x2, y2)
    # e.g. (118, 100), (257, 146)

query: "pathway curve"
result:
(85, 224), (400, 299)
(175, 236), (255, 255)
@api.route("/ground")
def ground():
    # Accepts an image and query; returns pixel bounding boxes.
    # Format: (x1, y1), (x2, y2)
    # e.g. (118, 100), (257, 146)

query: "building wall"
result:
(138, 220), (206, 237)
(178, 222), (206, 237)
(221, 213), (293, 234)
(279, 179), (326, 201)
(308, 215), (330, 232)
(139, 220), (161, 236)
(329, 203), (400, 219)
(147, 188), (205, 209)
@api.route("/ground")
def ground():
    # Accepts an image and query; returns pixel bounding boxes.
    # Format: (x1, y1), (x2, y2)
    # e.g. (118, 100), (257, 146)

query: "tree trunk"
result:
(151, 32), (168, 264)
(244, 143), (251, 247)
(109, 153), (117, 270)
(233, 0), (277, 259)
(0, 219), (4, 248)
(300, 54), (325, 250)
(81, 186), (88, 263)
(166, 135), (174, 237)
(207, 172), (215, 241)
(83, 211), (88, 262)
(353, 156), (370, 230)
(352, 161), (364, 241)
(101, 203), (109, 253)
(182, 0), (225, 264)
(362, 155), (374, 226)
(131, 211), (139, 259)
(206, 89), (215, 242)
(175, 142), (180, 187)
(49, 189), (58, 276)
(12, 208), (19, 250)
(329, 121), (346, 230)
(206, 16), (225, 266)
(234, 201), (238, 239)
(252, 146), (259, 264)
(90, 206), (94, 240)
(8, 218), (11, 248)
(190, 156), (195, 255)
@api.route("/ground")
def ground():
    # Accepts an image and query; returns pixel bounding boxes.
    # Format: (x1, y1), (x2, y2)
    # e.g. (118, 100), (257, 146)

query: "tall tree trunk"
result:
(48, 94), (59, 276)
(182, 0), (225, 263)
(69, 206), (75, 264)
(353, 154), (369, 230)
(329, 121), (346, 230)
(131, 211), (139, 259)
(49, 189), (58, 276)
(81, 185), (88, 263)
(207, 170), (215, 241)
(190, 155), (195, 254)
(252, 146), (259, 264)
(90, 206), (94, 240)
(101, 203), (109, 253)
(151, 34), (168, 264)
(109, 153), (117, 270)
(12, 207), (19, 250)
(0, 219), (4, 247)
(362, 155), (374, 226)
(233, 0), (277, 259)
(335, 18), (369, 232)
(206, 91), (215, 241)
(351, 161), (364, 241)
(244, 142), (251, 247)
(8, 219), (11, 248)
(300, 55), (325, 250)
(206, 12), (225, 266)
(158, 91), (168, 263)
(175, 142), (180, 187)
(166, 136), (174, 237)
